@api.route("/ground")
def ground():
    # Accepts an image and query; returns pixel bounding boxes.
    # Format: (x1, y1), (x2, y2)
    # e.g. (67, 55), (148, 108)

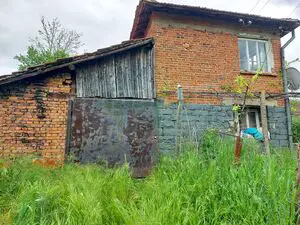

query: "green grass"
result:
(0, 137), (297, 225)
(293, 116), (300, 143)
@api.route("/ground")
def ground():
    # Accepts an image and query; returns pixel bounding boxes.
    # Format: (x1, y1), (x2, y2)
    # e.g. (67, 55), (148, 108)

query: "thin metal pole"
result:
(281, 30), (295, 149)
(175, 85), (183, 156)
(260, 91), (270, 155)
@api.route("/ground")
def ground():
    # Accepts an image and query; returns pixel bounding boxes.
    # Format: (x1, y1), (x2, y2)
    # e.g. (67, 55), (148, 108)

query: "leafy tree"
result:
(15, 17), (83, 70)
(14, 46), (69, 70)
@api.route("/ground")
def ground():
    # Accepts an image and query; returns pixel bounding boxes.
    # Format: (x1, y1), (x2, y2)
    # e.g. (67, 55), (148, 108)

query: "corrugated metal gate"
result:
(68, 98), (158, 177)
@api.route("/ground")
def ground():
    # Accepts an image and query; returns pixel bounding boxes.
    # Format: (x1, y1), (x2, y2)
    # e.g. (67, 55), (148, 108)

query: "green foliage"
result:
(292, 116), (300, 143)
(235, 75), (249, 94)
(14, 16), (82, 70)
(231, 74), (258, 115)
(232, 104), (241, 113)
(199, 129), (222, 160)
(14, 46), (69, 70)
(291, 100), (300, 114)
(0, 140), (297, 225)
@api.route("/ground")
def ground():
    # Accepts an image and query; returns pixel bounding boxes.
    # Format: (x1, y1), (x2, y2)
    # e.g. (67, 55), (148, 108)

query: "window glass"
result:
(248, 40), (258, 71)
(258, 42), (268, 72)
(238, 40), (248, 71)
(240, 113), (247, 129)
(238, 38), (269, 72)
(240, 108), (261, 129)
(248, 111), (257, 128)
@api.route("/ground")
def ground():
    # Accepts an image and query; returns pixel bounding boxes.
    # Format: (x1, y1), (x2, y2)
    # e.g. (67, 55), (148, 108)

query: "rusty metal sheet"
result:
(69, 98), (158, 177)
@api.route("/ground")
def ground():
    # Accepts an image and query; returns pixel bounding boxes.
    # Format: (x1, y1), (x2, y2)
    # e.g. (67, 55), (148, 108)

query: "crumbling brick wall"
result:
(0, 73), (72, 162)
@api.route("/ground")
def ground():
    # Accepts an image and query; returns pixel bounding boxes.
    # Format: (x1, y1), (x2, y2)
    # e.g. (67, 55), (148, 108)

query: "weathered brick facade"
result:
(139, 11), (289, 148)
(145, 12), (284, 105)
(0, 73), (72, 161)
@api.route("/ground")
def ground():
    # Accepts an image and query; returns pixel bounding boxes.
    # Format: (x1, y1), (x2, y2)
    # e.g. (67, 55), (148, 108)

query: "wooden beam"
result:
(68, 64), (76, 71)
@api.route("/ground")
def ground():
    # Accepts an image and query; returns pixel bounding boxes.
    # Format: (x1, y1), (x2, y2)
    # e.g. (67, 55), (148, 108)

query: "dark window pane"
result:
(248, 112), (257, 128)
(240, 114), (247, 130)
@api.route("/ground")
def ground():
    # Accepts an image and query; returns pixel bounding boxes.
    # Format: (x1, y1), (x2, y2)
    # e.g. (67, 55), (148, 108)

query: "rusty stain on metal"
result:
(70, 98), (158, 177)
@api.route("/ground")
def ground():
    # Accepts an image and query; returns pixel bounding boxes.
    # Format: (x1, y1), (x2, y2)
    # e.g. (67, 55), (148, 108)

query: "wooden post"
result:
(234, 136), (242, 164)
(234, 111), (242, 164)
(260, 91), (270, 155)
(175, 85), (183, 156)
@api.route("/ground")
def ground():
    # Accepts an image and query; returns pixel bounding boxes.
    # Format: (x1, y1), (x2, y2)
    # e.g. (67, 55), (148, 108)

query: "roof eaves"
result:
(130, 0), (300, 39)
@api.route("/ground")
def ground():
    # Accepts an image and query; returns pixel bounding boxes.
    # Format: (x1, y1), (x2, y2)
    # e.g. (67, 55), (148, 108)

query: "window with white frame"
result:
(238, 38), (270, 73)
(240, 108), (261, 129)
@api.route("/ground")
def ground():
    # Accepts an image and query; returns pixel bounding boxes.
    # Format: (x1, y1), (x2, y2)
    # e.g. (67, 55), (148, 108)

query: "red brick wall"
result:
(0, 73), (72, 162)
(145, 12), (284, 105)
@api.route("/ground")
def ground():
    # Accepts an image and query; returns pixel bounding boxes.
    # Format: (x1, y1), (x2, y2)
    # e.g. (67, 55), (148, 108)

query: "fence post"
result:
(234, 111), (242, 164)
(260, 91), (270, 155)
(175, 85), (183, 156)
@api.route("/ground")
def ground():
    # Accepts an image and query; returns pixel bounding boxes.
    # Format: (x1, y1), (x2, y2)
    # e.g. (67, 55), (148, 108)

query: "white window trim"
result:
(238, 38), (273, 73)
(245, 109), (260, 128)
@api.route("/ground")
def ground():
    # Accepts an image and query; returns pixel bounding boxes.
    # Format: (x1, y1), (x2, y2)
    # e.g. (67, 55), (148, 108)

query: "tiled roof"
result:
(0, 38), (154, 85)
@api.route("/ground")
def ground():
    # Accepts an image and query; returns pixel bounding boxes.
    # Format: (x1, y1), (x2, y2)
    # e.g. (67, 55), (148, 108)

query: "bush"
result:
(292, 116), (300, 143)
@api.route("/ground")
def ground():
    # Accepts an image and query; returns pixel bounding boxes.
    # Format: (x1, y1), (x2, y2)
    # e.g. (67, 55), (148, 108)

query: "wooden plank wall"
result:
(76, 46), (154, 99)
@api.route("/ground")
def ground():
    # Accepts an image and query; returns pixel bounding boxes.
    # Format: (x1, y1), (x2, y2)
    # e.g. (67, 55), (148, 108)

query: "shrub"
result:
(292, 116), (300, 143)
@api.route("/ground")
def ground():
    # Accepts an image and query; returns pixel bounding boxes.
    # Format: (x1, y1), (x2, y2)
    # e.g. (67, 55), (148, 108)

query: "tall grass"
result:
(0, 135), (297, 225)
(292, 116), (300, 143)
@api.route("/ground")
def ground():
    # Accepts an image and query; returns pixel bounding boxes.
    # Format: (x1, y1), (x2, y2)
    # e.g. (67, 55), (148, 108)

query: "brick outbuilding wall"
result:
(0, 73), (72, 162)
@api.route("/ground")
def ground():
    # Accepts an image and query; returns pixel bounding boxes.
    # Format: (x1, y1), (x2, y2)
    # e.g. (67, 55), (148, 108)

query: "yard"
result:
(0, 134), (297, 225)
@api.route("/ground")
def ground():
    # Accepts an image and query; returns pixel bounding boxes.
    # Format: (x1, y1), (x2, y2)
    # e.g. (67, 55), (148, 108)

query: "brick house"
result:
(130, 0), (300, 149)
(0, 0), (299, 172)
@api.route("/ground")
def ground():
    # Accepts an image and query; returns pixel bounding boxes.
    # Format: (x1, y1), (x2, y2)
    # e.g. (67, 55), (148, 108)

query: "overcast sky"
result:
(0, 0), (299, 75)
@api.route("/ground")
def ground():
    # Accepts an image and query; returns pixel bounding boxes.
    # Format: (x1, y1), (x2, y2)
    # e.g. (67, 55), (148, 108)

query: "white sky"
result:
(0, 0), (299, 75)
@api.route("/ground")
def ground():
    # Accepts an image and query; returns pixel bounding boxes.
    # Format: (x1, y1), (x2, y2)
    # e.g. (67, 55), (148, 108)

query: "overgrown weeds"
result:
(293, 116), (300, 143)
(0, 135), (297, 225)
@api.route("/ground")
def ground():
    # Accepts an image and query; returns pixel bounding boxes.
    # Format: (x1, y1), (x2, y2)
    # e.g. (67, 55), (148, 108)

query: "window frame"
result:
(238, 38), (271, 73)
(245, 109), (260, 128)
(240, 107), (261, 129)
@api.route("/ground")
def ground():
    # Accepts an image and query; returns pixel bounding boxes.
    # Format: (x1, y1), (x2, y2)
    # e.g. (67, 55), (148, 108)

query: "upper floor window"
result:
(238, 38), (270, 73)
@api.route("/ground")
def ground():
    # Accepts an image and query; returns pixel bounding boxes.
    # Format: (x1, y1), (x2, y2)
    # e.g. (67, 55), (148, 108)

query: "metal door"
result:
(68, 98), (158, 177)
